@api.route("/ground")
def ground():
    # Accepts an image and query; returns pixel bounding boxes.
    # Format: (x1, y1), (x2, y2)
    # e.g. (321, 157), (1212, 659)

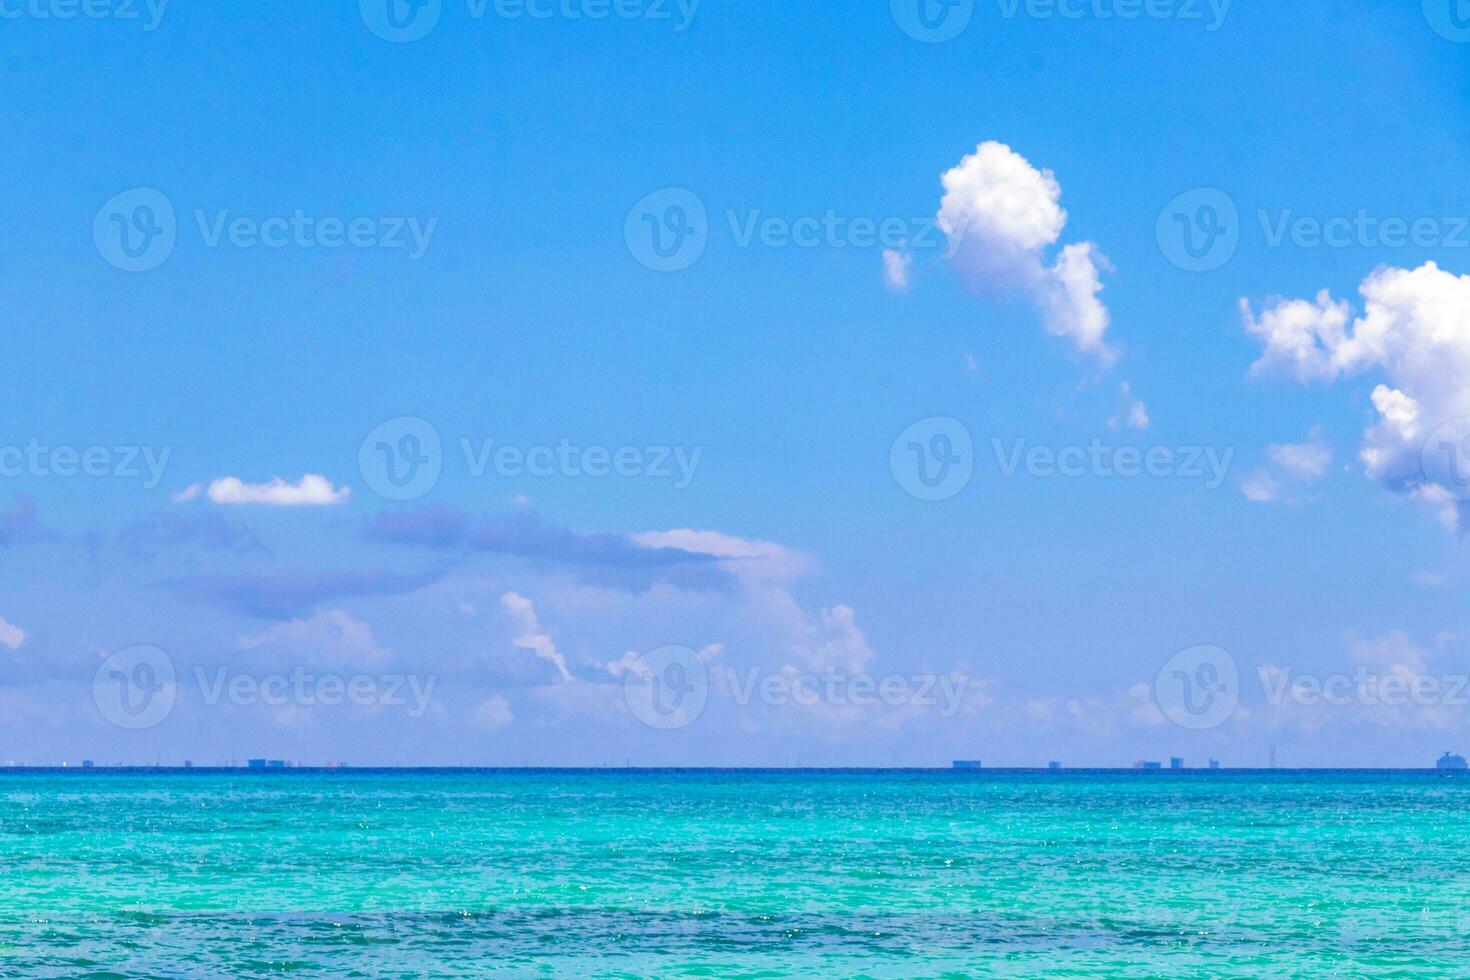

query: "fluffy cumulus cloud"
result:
(1242, 262), (1470, 529)
(937, 141), (1116, 365)
(203, 474), (350, 507)
(1242, 427), (1333, 504)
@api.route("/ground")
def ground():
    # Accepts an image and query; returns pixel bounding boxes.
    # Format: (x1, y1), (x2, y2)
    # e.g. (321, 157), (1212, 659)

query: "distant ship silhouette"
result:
(1436, 752), (1467, 771)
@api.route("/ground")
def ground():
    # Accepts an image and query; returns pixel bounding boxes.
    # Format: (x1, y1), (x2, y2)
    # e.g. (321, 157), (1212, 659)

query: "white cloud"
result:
(1020, 683), (1166, 737)
(1269, 433), (1333, 481)
(1241, 469), (1281, 503)
(236, 609), (391, 669)
(631, 529), (813, 583)
(784, 604), (875, 675)
(1107, 381), (1150, 431)
(1242, 427), (1332, 504)
(1242, 262), (1470, 528)
(882, 249), (912, 291)
(472, 695), (513, 731)
(596, 643), (723, 680)
(1257, 630), (1467, 735)
(1242, 289), (1352, 383)
(172, 484), (202, 503)
(937, 141), (1116, 364)
(500, 592), (573, 683)
(0, 617), (24, 651)
(208, 474), (350, 507)
(1046, 242), (1112, 361)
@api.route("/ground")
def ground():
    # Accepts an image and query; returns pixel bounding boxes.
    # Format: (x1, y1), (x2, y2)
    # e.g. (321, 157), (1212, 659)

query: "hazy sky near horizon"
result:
(4, 0), (1470, 766)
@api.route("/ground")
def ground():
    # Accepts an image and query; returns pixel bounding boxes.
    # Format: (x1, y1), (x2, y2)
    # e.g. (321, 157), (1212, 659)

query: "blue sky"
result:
(3, 0), (1470, 766)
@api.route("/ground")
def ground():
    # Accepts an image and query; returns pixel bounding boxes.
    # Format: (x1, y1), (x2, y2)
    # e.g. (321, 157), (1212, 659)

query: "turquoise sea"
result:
(3, 769), (1469, 977)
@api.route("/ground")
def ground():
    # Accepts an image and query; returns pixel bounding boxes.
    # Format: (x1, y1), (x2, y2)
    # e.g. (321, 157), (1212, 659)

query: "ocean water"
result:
(2, 769), (1469, 977)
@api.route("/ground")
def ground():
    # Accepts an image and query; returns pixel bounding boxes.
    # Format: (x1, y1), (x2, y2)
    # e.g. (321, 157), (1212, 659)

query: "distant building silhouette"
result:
(1133, 761), (1162, 770)
(952, 760), (982, 770)
(1437, 752), (1468, 771)
(1170, 757), (1184, 770)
